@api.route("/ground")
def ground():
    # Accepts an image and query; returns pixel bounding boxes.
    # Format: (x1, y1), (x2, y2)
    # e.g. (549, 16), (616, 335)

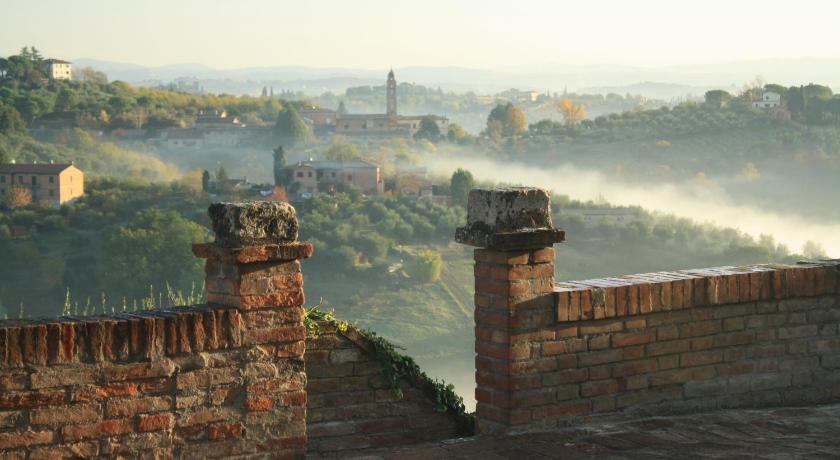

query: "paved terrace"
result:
(359, 403), (840, 459)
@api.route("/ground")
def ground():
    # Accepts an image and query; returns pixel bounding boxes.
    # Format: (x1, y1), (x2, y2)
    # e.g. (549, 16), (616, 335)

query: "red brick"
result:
(30, 403), (99, 427)
(568, 291), (581, 321)
(637, 283), (650, 315)
(581, 379), (620, 397)
(0, 430), (55, 450)
(532, 247), (555, 263)
(244, 325), (306, 344)
(692, 278), (707, 306)
(615, 285), (629, 317)
(106, 396), (172, 418)
(29, 442), (99, 459)
(62, 419), (133, 441)
(680, 350), (722, 368)
(579, 289), (593, 320)
(138, 413), (175, 432)
(280, 390), (307, 407)
(612, 359), (657, 377)
(208, 421), (245, 440)
(612, 331), (655, 348)
(70, 383), (138, 404)
(245, 397), (275, 412)
(0, 390), (65, 409)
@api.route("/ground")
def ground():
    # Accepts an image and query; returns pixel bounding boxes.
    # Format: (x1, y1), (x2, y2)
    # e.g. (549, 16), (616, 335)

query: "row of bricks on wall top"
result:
(555, 262), (840, 322)
(0, 307), (245, 368)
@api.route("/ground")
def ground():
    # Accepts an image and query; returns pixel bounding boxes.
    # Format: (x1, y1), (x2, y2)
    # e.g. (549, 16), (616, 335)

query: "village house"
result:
(0, 162), (84, 207)
(497, 88), (542, 103)
(286, 159), (383, 197)
(45, 58), (72, 81)
(753, 91), (782, 109)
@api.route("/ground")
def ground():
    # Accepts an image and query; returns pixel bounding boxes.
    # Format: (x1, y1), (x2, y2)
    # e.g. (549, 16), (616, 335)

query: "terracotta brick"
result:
(579, 289), (593, 320)
(0, 430), (55, 450)
(581, 379), (620, 397)
(29, 442), (99, 459)
(207, 421), (245, 441)
(612, 331), (655, 348)
(0, 390), (65, 409)
(245, 397), (275, 412)
(138, 413), (175, 432)
(30, 403), (100, 427)
(106, 396), (172, 418)
(62, 419), (133, 441)
(555, 292), (570, 322)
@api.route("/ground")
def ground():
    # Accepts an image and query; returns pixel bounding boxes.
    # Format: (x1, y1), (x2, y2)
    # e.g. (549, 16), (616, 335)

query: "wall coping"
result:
(555, 261), (840, 322)
(0, 305), (243, 368)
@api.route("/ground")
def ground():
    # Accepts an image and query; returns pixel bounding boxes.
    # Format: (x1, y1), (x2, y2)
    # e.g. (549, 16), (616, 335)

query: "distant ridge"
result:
(66, 58), (840, 97)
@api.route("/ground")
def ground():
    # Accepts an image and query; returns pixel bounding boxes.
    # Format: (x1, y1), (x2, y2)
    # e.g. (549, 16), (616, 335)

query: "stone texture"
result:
(456, 187), (565, 249)
(208, 202), (298, 248)
(363, 403), (840, 459)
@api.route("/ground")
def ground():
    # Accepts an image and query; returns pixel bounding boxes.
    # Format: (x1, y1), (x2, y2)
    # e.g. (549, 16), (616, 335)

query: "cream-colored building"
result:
(333, 70), (449, 137)
(0, 163), (84, 207)
(753, 92), (782, 109)
(46, 59), (72, 81)
(287, 160), (383, 197)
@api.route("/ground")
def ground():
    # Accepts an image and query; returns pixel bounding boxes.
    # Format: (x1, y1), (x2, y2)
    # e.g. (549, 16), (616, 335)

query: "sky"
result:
(2, 0), (840, 69)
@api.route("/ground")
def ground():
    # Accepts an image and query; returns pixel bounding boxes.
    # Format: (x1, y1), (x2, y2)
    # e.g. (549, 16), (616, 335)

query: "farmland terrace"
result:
(0, 190), (838, 459)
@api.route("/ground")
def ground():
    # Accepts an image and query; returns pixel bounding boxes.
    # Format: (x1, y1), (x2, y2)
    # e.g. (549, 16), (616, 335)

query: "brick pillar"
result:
(193, 202), (312, 458)
(455, 188), (565, 434)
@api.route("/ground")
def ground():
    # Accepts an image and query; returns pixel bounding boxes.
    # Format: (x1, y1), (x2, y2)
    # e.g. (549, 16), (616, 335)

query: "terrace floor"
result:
(346, 404), (840, 459)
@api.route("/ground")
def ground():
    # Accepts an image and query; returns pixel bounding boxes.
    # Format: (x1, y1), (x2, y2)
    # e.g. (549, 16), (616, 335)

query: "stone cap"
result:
(455, 187), (565, 249)
(208, 202), (298, 248)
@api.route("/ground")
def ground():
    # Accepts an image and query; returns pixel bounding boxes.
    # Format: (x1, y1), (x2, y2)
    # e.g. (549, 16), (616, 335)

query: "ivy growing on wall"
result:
(304, 307), (475, 436)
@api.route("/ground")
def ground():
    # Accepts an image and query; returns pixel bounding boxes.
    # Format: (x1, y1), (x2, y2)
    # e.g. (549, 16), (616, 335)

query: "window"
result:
(296, 171), (304, 178)
(49, 190), (54, 197)
(317, 172), (323, 179)
(0, 176), (4, 183)
(307, 172), (313, 178)
(31, 176), (36, 185)
(331, 172), (336, 178)
(18, 176), (23, 184)
(344, 124), (349, 129)
(347, 174), (353, 182)
(49, 176), (54, 184)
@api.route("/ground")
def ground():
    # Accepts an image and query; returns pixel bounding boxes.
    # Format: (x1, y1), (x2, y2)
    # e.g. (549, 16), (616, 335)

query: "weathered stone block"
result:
(456, 187), (565, 249)
(208, 202), (298, 247)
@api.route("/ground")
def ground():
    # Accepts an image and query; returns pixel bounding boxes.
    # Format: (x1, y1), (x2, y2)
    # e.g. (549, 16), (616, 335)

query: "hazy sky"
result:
(3, 0), (840, 69)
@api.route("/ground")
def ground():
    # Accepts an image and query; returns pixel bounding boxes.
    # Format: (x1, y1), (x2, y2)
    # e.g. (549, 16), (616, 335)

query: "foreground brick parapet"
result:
(0, 203), (311, 459)
(0, 307), (242, 368)
(472, 250), (840, 434)
(555, 262), (840, 322)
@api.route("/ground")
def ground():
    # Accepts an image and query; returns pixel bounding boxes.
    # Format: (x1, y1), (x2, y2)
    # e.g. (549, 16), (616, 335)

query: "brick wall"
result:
(305, 321), (464, 455)
(0, 238), (312, 459)
(473, 250), (840, 434)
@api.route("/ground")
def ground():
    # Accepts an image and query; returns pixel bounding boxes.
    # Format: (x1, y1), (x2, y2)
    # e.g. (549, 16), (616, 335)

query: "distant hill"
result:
(66, 58), (840, 97)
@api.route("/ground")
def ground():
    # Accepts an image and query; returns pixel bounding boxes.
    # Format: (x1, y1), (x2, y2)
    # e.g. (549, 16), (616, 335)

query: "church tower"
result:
(386, 69), (397, 118)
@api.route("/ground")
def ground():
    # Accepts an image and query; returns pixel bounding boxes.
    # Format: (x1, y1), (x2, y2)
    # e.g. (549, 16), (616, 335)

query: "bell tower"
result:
(386, 69), (397, 118)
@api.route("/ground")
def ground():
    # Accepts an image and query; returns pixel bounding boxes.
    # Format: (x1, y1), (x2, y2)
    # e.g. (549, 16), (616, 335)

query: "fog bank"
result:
(424, 156), (840, 258)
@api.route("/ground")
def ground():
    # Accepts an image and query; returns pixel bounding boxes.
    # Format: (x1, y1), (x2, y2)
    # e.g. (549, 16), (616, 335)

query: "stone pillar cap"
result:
(455, 187), (565, 249)
(208, 202), (298, 248)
